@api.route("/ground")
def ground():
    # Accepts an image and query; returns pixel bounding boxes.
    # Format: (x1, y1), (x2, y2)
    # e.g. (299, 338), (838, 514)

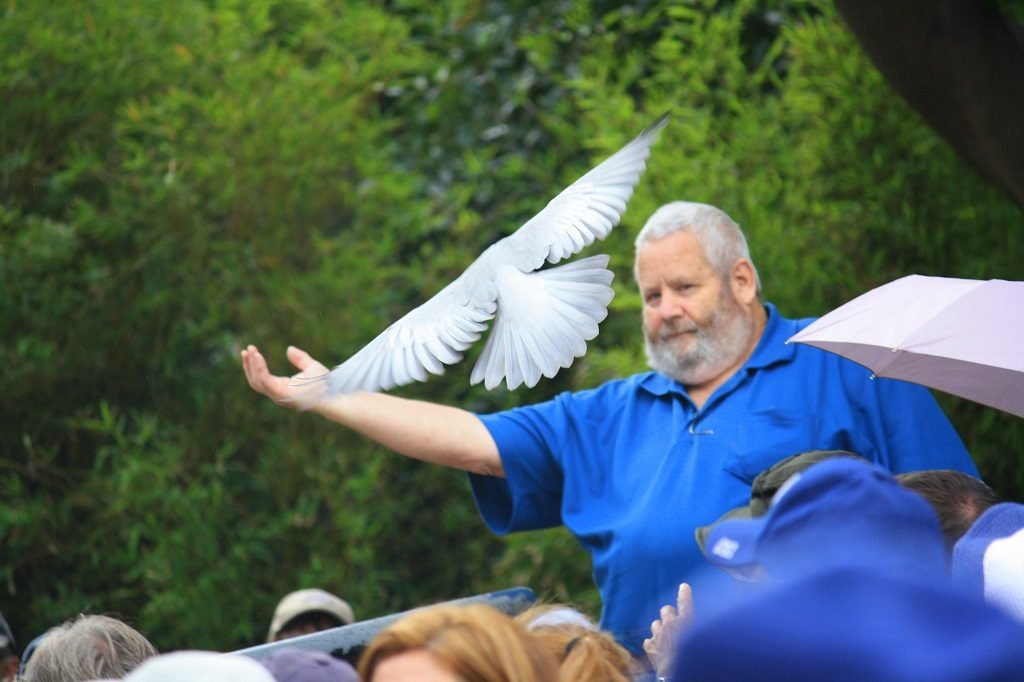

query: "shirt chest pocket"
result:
(721, 411), (822, 484)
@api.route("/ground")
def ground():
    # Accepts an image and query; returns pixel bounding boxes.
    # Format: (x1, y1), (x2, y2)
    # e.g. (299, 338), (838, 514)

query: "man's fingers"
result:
(241, 345), (292, 403)
(287, 345), (330, 375)
(242, 343), (330, 411)
(659, 604), (678, 622)
(642, 636), (656, 654)
(286, 345), (311, 369)
(677, 582), (695, 620)
(242, 345), (269, 389)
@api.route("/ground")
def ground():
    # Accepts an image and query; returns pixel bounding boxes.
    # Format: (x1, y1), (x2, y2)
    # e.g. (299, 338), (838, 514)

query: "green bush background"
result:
(2, 0), (1022, 652)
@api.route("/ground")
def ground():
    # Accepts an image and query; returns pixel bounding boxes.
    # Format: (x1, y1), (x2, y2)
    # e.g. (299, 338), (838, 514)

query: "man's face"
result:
(636, 230), (754, 386)
(274, 612), (344, 641)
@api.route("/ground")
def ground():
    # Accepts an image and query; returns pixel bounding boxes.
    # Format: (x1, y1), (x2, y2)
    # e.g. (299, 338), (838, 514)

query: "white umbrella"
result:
(787, 274), (1024, 418)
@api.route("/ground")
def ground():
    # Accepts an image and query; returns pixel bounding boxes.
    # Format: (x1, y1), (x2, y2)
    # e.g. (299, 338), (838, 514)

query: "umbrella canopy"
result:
(787, 275), (1024, 418)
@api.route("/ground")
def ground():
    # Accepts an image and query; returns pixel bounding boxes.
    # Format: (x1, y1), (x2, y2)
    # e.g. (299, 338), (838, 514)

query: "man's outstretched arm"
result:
(241, 344), (504, 477)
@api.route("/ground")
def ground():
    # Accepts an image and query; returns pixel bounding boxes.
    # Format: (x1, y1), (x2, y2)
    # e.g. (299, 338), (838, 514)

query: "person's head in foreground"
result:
(953, 501), (1024, 622)
(259, 647), (359, 682)
(897, 468), (998, 551)
(694, 449), (865, 553)
(267, 589), (356, 643)
(21, 614), (157, 682)
(514, 604), (635, 682)
(357, 603), (558, 682)
(670, 566), (1024, 682)
(702, 457), (947, 583)
(123, 650), (275, 682)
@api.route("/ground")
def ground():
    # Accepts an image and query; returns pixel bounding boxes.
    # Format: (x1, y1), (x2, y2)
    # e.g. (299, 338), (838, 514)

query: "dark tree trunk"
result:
(835, 0), (1024, 209)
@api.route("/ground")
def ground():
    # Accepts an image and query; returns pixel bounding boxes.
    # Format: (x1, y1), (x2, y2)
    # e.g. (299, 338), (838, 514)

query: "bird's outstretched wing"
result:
(498, 112), (670, 271)
(316, 273), (495, 395)
(298, 114), (668, 400)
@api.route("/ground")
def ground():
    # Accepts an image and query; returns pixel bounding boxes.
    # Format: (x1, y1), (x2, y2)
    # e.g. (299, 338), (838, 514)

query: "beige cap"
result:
(266, 589), (355, 642)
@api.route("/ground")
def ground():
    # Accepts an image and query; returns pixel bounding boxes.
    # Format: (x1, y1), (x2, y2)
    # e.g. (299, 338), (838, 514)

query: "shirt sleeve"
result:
(467, 397), (572, 535)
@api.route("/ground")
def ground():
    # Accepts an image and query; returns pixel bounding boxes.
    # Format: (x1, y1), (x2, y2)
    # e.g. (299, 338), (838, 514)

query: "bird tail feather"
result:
(470, 254), (614, 390)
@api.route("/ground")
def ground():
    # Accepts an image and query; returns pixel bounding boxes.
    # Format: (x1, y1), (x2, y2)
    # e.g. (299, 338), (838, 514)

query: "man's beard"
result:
(644, 292), (757, 387)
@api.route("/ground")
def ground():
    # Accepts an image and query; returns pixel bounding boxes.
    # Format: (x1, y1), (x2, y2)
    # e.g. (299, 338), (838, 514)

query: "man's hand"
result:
(241, 344), (328, 409)
(240, 343), (503, 475)
(642, 582), (695, 678)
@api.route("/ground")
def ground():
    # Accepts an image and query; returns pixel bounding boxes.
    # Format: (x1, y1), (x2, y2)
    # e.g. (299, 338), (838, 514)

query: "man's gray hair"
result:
(21, 614), (157, 682)
(634, 201), (761, 294)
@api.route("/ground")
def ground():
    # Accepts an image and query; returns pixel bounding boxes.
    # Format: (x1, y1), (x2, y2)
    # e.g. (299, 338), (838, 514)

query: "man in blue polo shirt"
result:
(241, 201), (978, 658)
(466, 201), (977, 654)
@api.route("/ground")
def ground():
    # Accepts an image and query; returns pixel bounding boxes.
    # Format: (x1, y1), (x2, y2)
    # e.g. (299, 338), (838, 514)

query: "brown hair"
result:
(897, 469), (999, 550)
(514, 604), (635, 682)
(358, 603), (558, 682)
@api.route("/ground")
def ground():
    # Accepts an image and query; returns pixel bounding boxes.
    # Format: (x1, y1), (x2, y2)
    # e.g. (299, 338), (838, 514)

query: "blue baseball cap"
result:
(672, 567), (1024, 682)
(704, 458), (946, 581)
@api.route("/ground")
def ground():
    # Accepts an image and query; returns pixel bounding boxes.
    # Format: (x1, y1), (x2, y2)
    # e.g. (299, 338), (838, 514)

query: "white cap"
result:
(523, 607), (597, 631)
(267, 589), (355, 642)
(982, 527), (1024, 621)
(124, 651), (275, 682)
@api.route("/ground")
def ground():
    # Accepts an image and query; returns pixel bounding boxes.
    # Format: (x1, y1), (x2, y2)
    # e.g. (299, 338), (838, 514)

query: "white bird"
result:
(296, 114), (668, 402)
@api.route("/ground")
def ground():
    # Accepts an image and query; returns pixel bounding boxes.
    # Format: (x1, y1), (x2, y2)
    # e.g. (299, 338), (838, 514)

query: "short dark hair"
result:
(897, 470), (998, 550)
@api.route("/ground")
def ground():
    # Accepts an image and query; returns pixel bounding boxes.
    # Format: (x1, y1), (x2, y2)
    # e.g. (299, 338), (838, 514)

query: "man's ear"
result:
(730, 259), (758, 305)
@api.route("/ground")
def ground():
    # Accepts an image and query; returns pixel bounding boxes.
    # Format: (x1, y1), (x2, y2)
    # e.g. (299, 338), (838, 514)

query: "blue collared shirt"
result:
(469, 303), (977, 654)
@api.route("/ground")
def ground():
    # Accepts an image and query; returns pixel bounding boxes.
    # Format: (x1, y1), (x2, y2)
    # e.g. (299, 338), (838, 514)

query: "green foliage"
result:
(2, 0), (1021, 654)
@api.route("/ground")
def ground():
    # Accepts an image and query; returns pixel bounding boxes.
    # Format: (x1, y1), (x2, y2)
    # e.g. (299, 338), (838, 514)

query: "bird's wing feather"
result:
(316, 268), (497, 394)
(470, 254), (615, 390)
(496, 113), (669, 272)
(294, 114), (667, 399)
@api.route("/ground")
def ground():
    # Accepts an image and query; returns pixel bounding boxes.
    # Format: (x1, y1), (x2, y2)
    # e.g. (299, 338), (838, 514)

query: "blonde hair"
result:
(514, 605), (635, 682)
(359, 603), (558, 682)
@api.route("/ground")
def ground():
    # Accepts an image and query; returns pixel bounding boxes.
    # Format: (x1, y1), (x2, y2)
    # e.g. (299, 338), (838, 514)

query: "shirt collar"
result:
(747, 302), (798, 369)
(638, 303), (798, 397)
